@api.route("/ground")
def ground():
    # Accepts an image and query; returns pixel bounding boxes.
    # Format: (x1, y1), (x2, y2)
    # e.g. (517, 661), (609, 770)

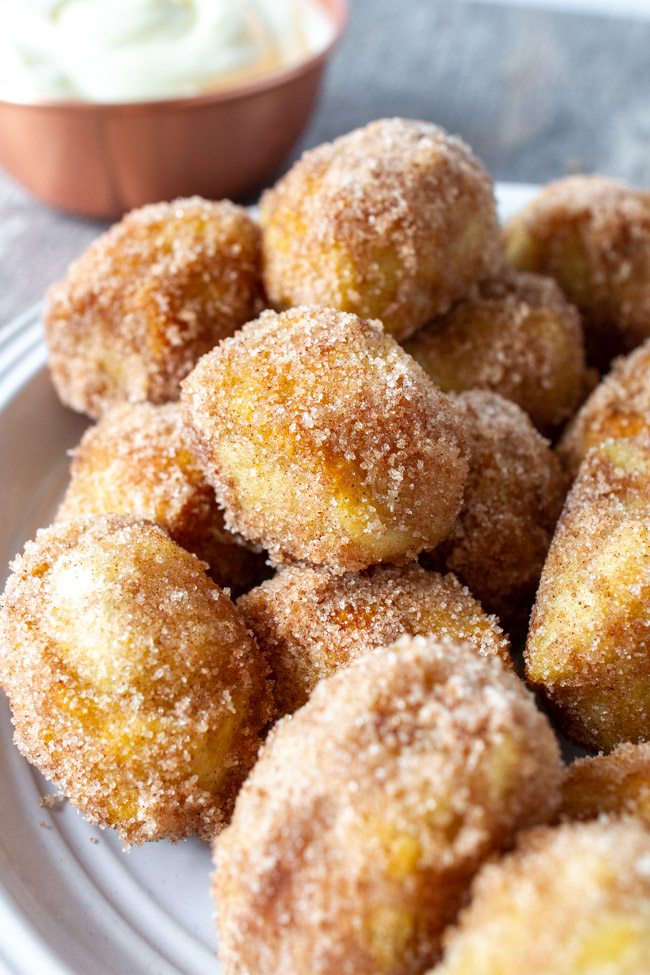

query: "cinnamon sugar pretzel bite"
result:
(214, 635), (562, 975)
(56, 402), (268, 595)
(0, 514), (272, 845)
(435, 819), (650, 975)
(505, 176), (650, 367)
(182, 306), (468, 573)
(45, 197), (263, 418)
(260, 118), (502, 340)
(238, 562), (511, 716)
(403, 268), (588, 435)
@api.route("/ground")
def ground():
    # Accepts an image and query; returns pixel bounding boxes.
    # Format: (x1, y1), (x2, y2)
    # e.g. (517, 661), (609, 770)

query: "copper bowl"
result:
(0, 0), (346, 219)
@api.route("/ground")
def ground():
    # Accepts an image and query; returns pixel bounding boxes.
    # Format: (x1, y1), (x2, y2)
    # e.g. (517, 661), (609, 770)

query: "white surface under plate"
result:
(0, 182), (538, 975)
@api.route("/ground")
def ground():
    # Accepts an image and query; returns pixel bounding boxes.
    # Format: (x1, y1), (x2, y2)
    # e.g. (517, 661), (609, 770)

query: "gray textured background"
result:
(302, 0), (650, 185)
(2, 0), (650, 327)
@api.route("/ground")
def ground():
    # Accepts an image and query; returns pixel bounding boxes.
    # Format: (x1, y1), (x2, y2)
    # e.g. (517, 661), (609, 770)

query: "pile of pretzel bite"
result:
(3, 118), (650, 974)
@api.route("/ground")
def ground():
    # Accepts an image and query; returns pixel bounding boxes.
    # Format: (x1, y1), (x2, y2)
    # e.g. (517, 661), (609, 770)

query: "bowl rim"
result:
(0, 0), (347, 112)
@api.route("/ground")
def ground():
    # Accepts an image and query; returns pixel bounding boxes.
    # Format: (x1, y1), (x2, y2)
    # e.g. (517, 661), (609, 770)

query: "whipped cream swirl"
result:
(0, 0), (335, 102)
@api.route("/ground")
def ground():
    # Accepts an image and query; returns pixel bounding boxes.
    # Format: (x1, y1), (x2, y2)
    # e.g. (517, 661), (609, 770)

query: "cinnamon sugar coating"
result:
(237, 562), (511, 716)
(56, 402), (268, 596)
(0, 515), (272, 845)
(213, 635), (562, 975)
(559, 742), (650, 827)
(558, 339), (650, 479)
(421, 391), (566, 632)
(260, 118), (502, 340)
(526, 436), (650, 752)
(504, 176), (650, 367)
(434, 819), (650, 975)
(182, 307), (468, 573)
(44, 197), (263, 419)
(403, 269), (588, 434)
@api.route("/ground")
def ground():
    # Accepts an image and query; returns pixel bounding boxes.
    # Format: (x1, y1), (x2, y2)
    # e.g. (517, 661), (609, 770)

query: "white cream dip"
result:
(0, 0), (335, 102)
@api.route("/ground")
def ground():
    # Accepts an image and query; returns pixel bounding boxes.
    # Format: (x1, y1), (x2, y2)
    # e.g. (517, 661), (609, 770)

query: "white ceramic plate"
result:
(0, 183), (539, 975)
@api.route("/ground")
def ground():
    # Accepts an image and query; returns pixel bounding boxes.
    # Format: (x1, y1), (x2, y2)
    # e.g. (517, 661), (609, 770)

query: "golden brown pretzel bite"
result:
(421, 391), (566, 632)
(434, 819), (650, 975)
(45, 197), (263, 418)
(504, 175), (650, 367)
(403, 268), (588, 434)
(182, 306), (468, 573)
(261, 118), (502, 339)
(0, 514), (272, 845)
(238, 562), (511, 716)
(214, 635), (562, 975)
(526, 435), (650, 752)
(558, 338), (650, 479)
(559, 742), (650, 827)
(56, 401), (268, 595)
